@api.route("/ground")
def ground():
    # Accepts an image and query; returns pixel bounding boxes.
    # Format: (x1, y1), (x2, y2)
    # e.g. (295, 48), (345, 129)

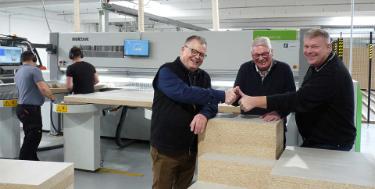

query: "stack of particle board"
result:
(192, 114), (284, 189)
(198, 115), (284, 159)
(270, 146), (375, 189)
(0, 159), (74, 189)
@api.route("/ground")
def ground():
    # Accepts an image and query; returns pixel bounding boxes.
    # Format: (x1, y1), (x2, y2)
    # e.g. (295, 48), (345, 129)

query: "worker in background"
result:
(233, 36), (296, 147)
(150, 35), (238, 189)
(15, 50), (56, 161)
(66, 46), (99, 94)
(237, 28), (356, 151)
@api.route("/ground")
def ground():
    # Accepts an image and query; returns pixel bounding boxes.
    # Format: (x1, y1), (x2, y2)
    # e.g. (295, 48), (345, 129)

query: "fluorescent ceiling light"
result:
(329, 16), (375, 26)
(328, 28), (375, 38)
(96, 68), (109, 72)
(110, 1), (185, 17)
(330, 33), (373, 38)
(215, 28), (242, 31)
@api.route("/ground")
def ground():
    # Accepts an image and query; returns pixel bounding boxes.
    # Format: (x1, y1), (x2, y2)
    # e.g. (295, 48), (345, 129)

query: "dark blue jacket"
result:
(151, 57), (224, 153)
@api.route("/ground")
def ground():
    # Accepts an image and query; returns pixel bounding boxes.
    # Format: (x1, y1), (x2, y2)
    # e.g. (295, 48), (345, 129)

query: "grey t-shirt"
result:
(15, 64), (45, 106)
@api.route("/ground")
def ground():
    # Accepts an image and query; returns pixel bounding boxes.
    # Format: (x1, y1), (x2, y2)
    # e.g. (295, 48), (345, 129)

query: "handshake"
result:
(224, 86), (240, 105)
(224, 86), (260, 112)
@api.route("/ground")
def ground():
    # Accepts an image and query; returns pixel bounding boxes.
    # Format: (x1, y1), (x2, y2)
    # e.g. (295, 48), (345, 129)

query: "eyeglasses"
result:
(252, 51), (270, 59)
(184, 45), (207, 58)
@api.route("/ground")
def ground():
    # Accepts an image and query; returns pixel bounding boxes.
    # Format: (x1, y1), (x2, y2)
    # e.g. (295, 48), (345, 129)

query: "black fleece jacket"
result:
(267, 53), (356, 145)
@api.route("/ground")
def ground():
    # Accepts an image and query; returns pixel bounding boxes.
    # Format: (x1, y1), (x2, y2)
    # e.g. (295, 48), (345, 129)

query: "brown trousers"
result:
(151, 146), (196, 189)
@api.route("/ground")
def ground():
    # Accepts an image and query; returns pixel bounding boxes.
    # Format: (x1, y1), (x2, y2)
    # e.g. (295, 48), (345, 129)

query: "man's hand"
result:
(225, 86), (239, 105)
(260, 111), (281, 122)
(37, 81), (57, 102)
(190, 114), (208, 134)
(238, 88), (259, 112)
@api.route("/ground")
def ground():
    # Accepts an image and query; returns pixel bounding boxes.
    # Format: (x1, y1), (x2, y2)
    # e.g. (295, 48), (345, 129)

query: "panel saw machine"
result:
(0, 34), (58, 158)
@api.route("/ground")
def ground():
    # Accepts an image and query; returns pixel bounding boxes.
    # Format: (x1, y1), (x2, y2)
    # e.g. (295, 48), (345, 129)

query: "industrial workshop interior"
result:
(0, 0), (375, 188)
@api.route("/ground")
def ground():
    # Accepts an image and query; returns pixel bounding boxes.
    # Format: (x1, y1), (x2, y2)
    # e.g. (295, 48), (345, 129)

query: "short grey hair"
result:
(304, 28), (330, 43)
(185, 35), (207, 46)
(252, 36), (272, 51)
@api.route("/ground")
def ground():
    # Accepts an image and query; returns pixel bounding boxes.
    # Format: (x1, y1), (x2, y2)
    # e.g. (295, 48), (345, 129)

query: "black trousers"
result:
(16, 104), (42, 161)
(301, 140), (353, 151)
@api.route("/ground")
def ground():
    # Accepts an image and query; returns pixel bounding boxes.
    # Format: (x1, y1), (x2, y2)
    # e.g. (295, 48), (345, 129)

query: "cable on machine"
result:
(102, 105), (136, 148)
(49, 100), (62, 135)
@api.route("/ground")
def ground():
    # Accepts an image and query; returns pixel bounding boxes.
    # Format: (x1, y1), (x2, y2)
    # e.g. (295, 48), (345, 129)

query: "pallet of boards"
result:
(197, 153), (275, 189)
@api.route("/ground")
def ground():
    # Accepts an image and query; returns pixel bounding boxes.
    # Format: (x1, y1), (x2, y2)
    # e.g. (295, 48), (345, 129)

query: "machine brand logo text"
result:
(72, 37), (89, 41)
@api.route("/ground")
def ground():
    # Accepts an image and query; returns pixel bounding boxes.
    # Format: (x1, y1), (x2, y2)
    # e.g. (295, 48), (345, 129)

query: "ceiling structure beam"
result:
(138, 0), (145, 32)
(73, 0), (81, 32)
(153, 0), (375, 10)
(211, 0), (220, 31)
(0, 0), (97, 9)
(184, 16), (375, 28)
(0, 0), (374, 30)
(101, 2), (209, 31)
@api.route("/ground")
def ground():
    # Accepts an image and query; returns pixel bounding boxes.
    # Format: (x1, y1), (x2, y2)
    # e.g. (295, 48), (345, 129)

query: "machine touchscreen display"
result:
(0, 46), (22, 66)
(124, 40), (149, 57)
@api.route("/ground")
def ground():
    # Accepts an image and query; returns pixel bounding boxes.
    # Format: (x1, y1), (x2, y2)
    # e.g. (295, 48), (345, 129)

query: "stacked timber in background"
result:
(343, 47), (375, 90)
(190, 114), (284, 189)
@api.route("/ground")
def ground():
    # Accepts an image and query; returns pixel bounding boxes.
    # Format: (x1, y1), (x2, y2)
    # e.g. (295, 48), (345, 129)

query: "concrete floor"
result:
(39, 138), (152, 189)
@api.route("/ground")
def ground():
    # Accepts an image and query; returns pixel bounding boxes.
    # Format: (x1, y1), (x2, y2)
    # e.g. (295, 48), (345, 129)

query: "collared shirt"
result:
(234, 59), (295, 117)
(314, 52), (335, 72)
(255, 61), (274, 81)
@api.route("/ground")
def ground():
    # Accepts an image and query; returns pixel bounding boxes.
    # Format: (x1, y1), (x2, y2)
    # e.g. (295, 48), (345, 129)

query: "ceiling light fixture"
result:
(110, 0), (185, 17)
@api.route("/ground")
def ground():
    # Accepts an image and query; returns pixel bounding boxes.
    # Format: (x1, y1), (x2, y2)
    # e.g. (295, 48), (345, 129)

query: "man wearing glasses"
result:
(150, 35), (238, 189)
(234, 36), (296, 147)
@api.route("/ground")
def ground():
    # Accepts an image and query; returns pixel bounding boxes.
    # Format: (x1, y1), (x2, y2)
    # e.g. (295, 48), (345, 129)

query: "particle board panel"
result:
(218, 104), (241, 114)
(270, 146), (375, 189)
(198, 115), (284, 160)
(50, 84), (106, 94)
(64, 89), (240, 113)
(0, 159), (74, 189)
(50, 87), (70, 94)
(198, 153), (275, 189)
(64, 89), (154, 107)
(189, 181), (247, 189)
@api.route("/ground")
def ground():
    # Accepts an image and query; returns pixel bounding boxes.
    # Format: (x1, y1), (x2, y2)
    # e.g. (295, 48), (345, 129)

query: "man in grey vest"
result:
(15, 50), (55, 160)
